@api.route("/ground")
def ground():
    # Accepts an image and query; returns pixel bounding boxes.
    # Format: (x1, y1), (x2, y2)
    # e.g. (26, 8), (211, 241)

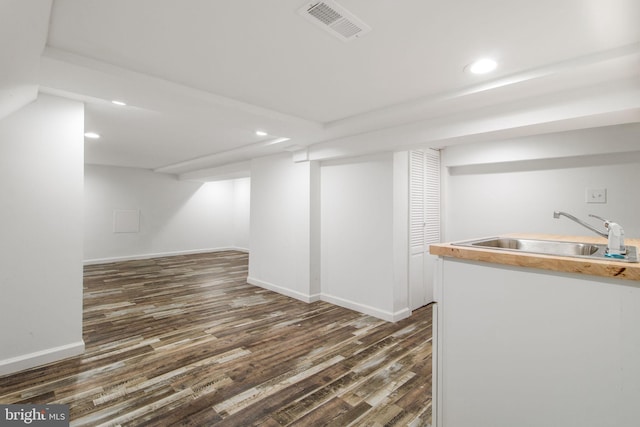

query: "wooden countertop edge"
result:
(429, 234), (640, 282)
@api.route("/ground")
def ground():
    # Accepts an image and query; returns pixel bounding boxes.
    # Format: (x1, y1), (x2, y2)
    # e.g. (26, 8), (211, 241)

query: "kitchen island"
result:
(430, 234), (640, 427)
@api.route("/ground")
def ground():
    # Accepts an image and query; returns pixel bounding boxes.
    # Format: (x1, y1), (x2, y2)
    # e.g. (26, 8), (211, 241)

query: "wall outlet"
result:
(586, 188), (607, 204)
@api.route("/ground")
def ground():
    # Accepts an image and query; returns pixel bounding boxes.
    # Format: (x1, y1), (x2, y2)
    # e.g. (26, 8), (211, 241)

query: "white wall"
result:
(0, 0), (51, 120)
(232, 177), (251, 251)
(442, 123), (640, 241)
(248, 153), (317, 301)
(0, 94), (84, 375)
(436, 258), (640, 427)
(248, 151), (411, 321)
(321, 153), (404, 320)
(84, 165), (249, 262)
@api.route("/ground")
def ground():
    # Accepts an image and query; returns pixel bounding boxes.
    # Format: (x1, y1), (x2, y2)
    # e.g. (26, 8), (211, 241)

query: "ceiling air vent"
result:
(298, 1), (371, 42)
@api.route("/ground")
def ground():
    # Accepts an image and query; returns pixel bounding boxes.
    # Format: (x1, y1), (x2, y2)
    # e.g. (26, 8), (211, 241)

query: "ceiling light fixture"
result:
(84, 132), (100, 139)
(467, 58), (498, 74)
(255, 130), (268, 136)
(111, 100), (126, 106)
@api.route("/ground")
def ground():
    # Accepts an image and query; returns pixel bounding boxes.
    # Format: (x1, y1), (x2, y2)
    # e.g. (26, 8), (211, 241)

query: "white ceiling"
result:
(3, 0), (640, 178)
(0, 0), (51, 118)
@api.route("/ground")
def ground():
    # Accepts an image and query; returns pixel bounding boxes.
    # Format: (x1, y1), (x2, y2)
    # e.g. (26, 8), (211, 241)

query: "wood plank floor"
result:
(0, 251), (433, 426)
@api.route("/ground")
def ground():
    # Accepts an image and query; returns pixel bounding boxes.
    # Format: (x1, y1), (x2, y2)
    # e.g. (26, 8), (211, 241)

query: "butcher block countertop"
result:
(429, 233), (640, 282)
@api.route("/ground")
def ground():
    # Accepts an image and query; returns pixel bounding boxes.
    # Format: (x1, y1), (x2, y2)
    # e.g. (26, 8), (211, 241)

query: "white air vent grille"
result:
(298, 1), (372, 42)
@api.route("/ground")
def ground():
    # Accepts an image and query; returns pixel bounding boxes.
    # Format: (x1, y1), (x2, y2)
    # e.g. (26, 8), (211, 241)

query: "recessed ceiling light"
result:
(84, 132), (100, 139)
(111, 100), (126, 106)
(467, 58), (498, 74)
(255, 130), (268, 136)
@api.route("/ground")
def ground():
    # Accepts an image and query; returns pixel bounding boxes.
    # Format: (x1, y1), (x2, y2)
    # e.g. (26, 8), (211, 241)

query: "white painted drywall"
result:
(84, 165), (249, 262)
(320, 153), (399, 319)
(248, 152), (410, 320)
(442, 124), (640, 241)
(0, 0), (52, 120)
(0, 94), (84, 374)
(232, 177), (250, 251)
(435, 258), (640, 427)
(248, 153), (315, 301)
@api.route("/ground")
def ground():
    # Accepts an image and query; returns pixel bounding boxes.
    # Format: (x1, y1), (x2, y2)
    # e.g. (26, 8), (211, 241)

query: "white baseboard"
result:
(0, 340), (85, 376)
(84, 247), (249, 265)
(247, 276), (321, 303)
(320, 293), (411, 322)
(246, 277), (410, 322)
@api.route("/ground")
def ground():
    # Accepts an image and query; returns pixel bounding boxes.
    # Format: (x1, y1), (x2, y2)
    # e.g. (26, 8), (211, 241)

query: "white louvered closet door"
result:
(409, 149), (440, 310)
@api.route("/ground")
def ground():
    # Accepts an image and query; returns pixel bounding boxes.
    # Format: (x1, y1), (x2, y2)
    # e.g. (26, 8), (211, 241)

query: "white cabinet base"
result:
(433, 258), (640, 427)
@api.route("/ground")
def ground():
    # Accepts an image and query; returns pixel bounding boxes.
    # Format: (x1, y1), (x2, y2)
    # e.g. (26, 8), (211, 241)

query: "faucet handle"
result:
(588, 214), (613, 232)
(588, 214), (610, 225)
(589, 214), (622, 232)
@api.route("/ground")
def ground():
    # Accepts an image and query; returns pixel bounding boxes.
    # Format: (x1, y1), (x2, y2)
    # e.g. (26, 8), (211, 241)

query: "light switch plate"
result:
(586, 188), (607, 204)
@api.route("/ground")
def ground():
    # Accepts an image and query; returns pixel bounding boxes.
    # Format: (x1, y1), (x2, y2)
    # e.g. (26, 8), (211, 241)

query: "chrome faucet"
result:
(553, 211), (626, 256)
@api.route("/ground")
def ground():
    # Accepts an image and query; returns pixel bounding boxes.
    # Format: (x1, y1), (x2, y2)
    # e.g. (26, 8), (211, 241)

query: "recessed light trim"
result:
(467, 58), (498, 74)
(84, 132), (100, 139)
(111, 100), (126, 106)
(255, 130), (268, 136)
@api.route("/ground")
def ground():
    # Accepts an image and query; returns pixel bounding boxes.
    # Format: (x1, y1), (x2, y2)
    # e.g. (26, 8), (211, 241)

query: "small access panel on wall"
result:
(113, 210), (140, 233)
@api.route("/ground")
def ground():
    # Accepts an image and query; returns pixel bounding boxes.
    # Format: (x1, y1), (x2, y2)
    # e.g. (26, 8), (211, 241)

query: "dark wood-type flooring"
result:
(0, 251), (433, 426)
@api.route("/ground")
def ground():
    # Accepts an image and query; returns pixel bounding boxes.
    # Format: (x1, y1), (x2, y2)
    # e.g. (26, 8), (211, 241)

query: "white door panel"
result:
(408, 149), (440, 310)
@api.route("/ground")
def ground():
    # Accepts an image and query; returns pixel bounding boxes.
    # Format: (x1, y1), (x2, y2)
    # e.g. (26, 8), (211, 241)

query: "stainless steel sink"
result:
(467, 237), (598, 256)
(453, 237), (639, 263)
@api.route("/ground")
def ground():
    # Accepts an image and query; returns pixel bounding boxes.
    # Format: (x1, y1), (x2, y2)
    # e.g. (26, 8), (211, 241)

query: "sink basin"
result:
(467, 237), (598, 256)
(453, 237), (639, 263)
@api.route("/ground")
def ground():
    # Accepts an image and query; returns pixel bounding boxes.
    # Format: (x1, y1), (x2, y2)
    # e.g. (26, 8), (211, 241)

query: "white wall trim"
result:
(84, 247), (249, 265)
(320, 293), (411, 322)
(247, 277), (412, 322)
(0, 340), (85, 377)
(230, 246), (250, 253)
(247, 276), (321, 303)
